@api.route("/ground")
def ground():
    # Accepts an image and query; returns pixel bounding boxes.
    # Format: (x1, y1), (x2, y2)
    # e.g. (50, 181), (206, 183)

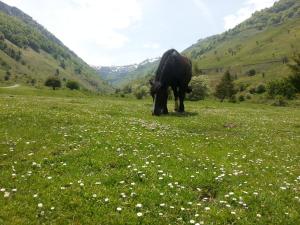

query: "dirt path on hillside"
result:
(0, 84), (20, 89)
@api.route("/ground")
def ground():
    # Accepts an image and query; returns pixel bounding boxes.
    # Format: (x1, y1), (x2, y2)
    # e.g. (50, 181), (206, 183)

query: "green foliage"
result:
(215, 71), (237, 102)
(45, 76), (61, 90)
(187, 76), (208, 101)
(246, 69), (256, 76)
(66, 80), (80, 90)
(272, 95), (287, 106)
(255, 84), (267, 94)
(238, 94), (245, 102)
(267, 79), (296, 99)
(288, 54), (300, 92)
(133, 85), (148, 99)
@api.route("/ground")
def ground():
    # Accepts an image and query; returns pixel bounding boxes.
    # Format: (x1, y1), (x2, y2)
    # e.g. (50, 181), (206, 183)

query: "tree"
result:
(66, 80), (80, 90)
(288, 54), (300, 92)
(215, 71), (237, 102)
(45, 77), (61, 90)
(187, 76), (208, 101)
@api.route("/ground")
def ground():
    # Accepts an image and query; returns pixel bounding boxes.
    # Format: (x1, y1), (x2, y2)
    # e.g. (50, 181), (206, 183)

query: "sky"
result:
(3, 0), (278, 66)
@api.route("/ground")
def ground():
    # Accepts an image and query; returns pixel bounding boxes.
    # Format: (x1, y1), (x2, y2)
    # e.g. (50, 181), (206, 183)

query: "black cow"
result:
(150, 49), (192, 116)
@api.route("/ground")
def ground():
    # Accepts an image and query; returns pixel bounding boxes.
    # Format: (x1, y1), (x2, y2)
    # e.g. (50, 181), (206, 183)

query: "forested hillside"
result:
(0, 1), (112, 92)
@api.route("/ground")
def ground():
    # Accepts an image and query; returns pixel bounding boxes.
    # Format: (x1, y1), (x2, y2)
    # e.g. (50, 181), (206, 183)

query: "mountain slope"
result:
(0, 1), (112, 92)
(183, 0), (300, 87)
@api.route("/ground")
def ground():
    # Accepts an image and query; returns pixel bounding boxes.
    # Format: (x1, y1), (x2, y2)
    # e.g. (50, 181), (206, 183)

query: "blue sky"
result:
(3, 0), (278, 66)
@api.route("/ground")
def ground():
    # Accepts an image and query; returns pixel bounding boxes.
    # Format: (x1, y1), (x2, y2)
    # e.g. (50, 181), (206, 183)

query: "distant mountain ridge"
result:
(0, 1), (112, 92)
(95, 58), (159, 86)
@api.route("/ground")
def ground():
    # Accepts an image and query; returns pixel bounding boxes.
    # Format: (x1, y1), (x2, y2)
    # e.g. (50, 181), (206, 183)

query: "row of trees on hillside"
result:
(44, 77), (80, 90)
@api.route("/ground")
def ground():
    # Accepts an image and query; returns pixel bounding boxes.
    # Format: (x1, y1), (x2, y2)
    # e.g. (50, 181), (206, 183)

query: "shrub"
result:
(229, 95), (237, 103)
(246, 94), (252, 100)
(288, 73), (300, 92)
(288, 54), (300, 92)
(247, 69), (256, 76)
(255, 84), (266, 94)
(267, 79), (296, 99)
(66, 80), (80, 90)
(187, 76), (208, 101)
(272, 95), (287, 107)
(249, 87), (256, 94)
(45, 77), (61, 90)
(238, 95), (245, 102)
(134, 86), (148, 99)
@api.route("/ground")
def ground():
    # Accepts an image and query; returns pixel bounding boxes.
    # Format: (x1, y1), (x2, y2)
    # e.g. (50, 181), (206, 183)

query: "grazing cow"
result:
(150, 49), (192, 116)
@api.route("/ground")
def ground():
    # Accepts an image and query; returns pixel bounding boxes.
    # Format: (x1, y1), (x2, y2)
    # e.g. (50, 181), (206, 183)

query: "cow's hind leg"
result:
(178, 88), (186, 113)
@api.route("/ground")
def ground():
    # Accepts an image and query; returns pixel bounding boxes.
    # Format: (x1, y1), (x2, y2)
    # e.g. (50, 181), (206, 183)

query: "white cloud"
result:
(224, 0), (279, 30)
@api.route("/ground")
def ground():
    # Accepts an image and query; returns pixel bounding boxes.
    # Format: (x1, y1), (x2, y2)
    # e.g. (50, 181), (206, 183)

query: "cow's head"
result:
(149, 79), (166, 116)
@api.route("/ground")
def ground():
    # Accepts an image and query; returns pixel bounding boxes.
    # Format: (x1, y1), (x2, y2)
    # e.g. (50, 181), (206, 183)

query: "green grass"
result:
(0, 87), (300, 224)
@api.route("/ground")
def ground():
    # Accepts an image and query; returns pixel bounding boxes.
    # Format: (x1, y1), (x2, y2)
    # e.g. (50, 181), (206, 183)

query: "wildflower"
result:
(190, 219), (195, 224)
(116, 207), (122, 212)
(136, 203), (142, 208)
(137, 212), (143, 217)
(38, 203), (43, 208)
(4, 192), (10, 198)
(204, 207), (210, 211)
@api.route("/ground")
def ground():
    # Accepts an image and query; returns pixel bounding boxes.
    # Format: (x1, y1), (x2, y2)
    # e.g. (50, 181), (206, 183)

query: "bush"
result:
(267, 79), (296, 99)
(249, 87), (256, 94)
(238, 95), (245, 102)
(255, 84), (266, 94)
(45, 77), (61, 90)
(229, 95), (237, 103)
(187, 76), (208, 101)
(272, 95), (287, 107)
(66, 80), (80, 90)
(134, 86), (148, 99)
(247, 69), (256, 76)
(288, 54), (300, 92)
(246, 94), (252, 100)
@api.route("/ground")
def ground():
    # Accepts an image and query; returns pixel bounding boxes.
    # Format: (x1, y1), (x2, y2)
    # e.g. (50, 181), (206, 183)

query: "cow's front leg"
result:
(162, 89), (169, 114)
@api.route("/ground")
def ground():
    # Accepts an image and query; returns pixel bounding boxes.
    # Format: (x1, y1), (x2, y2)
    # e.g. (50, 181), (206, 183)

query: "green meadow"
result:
(0, 87), (300, 224)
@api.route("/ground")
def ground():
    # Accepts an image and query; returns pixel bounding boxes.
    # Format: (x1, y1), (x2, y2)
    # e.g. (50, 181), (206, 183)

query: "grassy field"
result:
(0, 87), (300, 225)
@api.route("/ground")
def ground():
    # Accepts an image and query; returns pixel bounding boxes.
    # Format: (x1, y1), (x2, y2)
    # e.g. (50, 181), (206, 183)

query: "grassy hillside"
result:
(0, 1), (112, 93)
(184, 0), (300, 88)
(0, 87), (300, 224)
